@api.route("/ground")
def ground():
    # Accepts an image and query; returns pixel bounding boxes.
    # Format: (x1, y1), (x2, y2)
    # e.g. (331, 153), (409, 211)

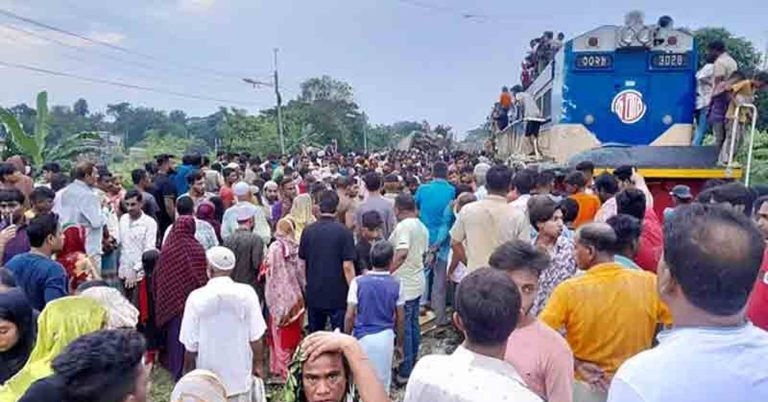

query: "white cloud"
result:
(87, 31), (126, 46)
(0, 24), (125, 50)
(177, 0), (217, 14)
(0, 25), (49, 48)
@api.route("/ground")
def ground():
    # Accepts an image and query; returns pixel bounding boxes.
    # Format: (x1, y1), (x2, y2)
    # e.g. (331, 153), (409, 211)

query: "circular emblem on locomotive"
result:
(611, 89), (646, 124)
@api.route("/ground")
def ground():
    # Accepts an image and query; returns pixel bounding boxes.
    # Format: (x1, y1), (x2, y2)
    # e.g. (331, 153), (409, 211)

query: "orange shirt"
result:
(540, 262), (672, 377)
(569, 192), (601, 228)
(500, 92), (512, 109)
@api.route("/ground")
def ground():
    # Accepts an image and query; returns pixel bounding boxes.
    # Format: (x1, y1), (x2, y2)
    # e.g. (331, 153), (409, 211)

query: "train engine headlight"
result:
(637, 27), (653, 46)
(618, 27), (635, 46)
(584, 114), (595, 125)
(662, 115), (673, 125)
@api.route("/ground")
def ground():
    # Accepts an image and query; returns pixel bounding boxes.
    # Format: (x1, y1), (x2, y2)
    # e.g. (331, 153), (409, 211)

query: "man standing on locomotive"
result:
(511, 85), (545, 159)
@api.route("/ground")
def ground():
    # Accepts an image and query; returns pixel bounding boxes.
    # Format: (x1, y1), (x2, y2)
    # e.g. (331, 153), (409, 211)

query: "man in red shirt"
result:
(617, 188), (662, 272)
(747, 196), (768, 330)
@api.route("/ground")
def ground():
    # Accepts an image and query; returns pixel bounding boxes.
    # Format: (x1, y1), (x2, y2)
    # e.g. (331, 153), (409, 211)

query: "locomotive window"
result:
(650, 53), (689, 69)
(574, 54), (613, 70)
(540, 89), (552, 119)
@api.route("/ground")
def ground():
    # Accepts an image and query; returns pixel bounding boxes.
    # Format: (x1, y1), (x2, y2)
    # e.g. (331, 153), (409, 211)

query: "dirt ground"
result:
(149, 324), (463, 402)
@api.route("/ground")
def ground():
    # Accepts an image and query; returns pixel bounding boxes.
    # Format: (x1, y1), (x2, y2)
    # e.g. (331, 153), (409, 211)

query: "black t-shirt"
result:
(152, 173), (177, 232)
(19, 375), (66, 402)
(354, 238), (372, 276)
(299, 216), (355, 310)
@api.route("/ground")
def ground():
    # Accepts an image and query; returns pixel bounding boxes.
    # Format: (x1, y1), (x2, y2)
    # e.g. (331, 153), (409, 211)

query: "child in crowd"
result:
(565, 171), (600, 227)
(354, 211), (384, 275)
(561, 197), (580, 234)
(344, 240), (405, 393)
(25, 186), (56, 220)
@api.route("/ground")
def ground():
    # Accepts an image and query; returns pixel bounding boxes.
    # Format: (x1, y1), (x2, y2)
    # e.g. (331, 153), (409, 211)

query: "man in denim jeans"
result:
(389, 193), (429, 385)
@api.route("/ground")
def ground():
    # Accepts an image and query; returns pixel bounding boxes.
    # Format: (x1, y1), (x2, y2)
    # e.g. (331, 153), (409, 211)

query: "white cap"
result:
(233, 181), (251, 197)
(206, 246), (236, 271)
(234, 205), (256, 222)
(226, 162), (240, 170)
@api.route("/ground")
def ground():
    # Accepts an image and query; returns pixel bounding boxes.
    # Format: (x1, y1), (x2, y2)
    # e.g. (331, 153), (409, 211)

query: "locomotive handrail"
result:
(726, 104), (758, 185)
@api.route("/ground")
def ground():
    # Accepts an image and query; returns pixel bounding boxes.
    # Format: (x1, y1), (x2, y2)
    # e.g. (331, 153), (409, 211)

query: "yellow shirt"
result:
(726, 80), (755, 123)
(539, 262), (671, 377)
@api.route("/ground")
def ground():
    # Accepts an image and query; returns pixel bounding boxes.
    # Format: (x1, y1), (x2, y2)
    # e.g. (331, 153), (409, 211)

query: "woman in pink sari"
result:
(264, 217), (305, 382)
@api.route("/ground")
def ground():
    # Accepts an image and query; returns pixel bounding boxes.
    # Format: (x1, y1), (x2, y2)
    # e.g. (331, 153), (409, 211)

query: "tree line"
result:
(0, 75), (435, 166)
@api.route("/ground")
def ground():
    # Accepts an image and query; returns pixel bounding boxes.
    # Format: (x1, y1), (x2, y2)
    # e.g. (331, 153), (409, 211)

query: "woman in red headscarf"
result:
(153, 216), (208, 380)
(196, 200), (222, 243)
(56, 224), (98, 293)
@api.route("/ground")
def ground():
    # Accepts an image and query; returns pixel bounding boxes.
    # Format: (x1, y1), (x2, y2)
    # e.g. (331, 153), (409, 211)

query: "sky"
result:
(0, 0), (766, 138)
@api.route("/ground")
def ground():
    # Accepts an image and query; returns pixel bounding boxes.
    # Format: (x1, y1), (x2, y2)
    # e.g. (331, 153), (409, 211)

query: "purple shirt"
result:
(708, 91), (730, 124)
(0, 222), (30, 265)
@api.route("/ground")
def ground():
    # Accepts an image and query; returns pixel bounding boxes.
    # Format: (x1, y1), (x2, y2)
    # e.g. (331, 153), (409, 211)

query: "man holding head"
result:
(609, 204), (768, 401)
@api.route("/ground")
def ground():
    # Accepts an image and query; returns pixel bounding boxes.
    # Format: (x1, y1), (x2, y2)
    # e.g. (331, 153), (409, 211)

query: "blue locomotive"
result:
(497, 12), (741, 215)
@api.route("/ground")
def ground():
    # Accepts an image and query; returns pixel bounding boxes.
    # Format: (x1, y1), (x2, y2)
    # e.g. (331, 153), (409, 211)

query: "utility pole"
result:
(242, 48), (286, 155)
(362, 113), (368, 154)
(274, 48), (286, 155)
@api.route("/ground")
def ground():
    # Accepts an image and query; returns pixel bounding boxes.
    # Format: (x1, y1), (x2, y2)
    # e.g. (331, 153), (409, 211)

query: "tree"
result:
(0, 91), (99, 165)
(107, 103), (183, 148)
(694, 28), (763, 74)
(73, 98), (89, 117)
(299, 76), (354, 104)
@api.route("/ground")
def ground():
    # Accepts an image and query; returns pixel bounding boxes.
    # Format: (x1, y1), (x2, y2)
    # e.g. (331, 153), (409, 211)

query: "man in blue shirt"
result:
(5, 213), (68, 311)
(414, 161), (456, 326)
(173, 153), (201, 196)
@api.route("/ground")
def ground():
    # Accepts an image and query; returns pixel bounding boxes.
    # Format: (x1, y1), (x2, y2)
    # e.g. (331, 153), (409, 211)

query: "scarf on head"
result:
(196, 201), (222, 242)
(0, 296), (106, 400)
(153, 216), (208, 328)
(289, 194), (316, 240)
(0, 289), (36, 384)
(80, 286), (139, 329)
(280, 344), (358, 402)
(171, 369), (228, 402)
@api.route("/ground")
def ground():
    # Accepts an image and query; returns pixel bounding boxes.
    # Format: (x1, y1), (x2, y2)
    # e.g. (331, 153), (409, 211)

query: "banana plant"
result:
(0, 91), (100, 164)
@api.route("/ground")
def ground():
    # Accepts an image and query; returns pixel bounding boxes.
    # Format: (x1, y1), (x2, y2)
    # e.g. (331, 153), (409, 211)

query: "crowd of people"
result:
(692, 40), (768, 164)
(0, 148), (766, 402)
(492, 86), (545, 157)
(521, 31), (565, 88)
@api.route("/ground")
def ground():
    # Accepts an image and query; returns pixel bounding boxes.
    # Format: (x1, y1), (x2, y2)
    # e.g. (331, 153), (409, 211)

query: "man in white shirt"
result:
(509, 169), (536, 213)
(608, 204), (768, 402)
(222, 182), (271, 246)
(117, 189), (157, 302)
(179, 246), (267, 401)
(708, 40), (739, 91)
(403, 268), (542, 402)
(511, 85), (545, 158)
(472, 162), (490, 200)
(450, 165), (530, 273)
(389, 193), (429, 383)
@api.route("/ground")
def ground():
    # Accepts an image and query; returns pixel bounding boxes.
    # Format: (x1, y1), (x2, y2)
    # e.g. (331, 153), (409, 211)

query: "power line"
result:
(1, 23), (159, 73)
(0, 60), (268, 107)
(0, 8), (262, 81)
(0, 22), (266, 95)
(396, 0), (493, 22)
